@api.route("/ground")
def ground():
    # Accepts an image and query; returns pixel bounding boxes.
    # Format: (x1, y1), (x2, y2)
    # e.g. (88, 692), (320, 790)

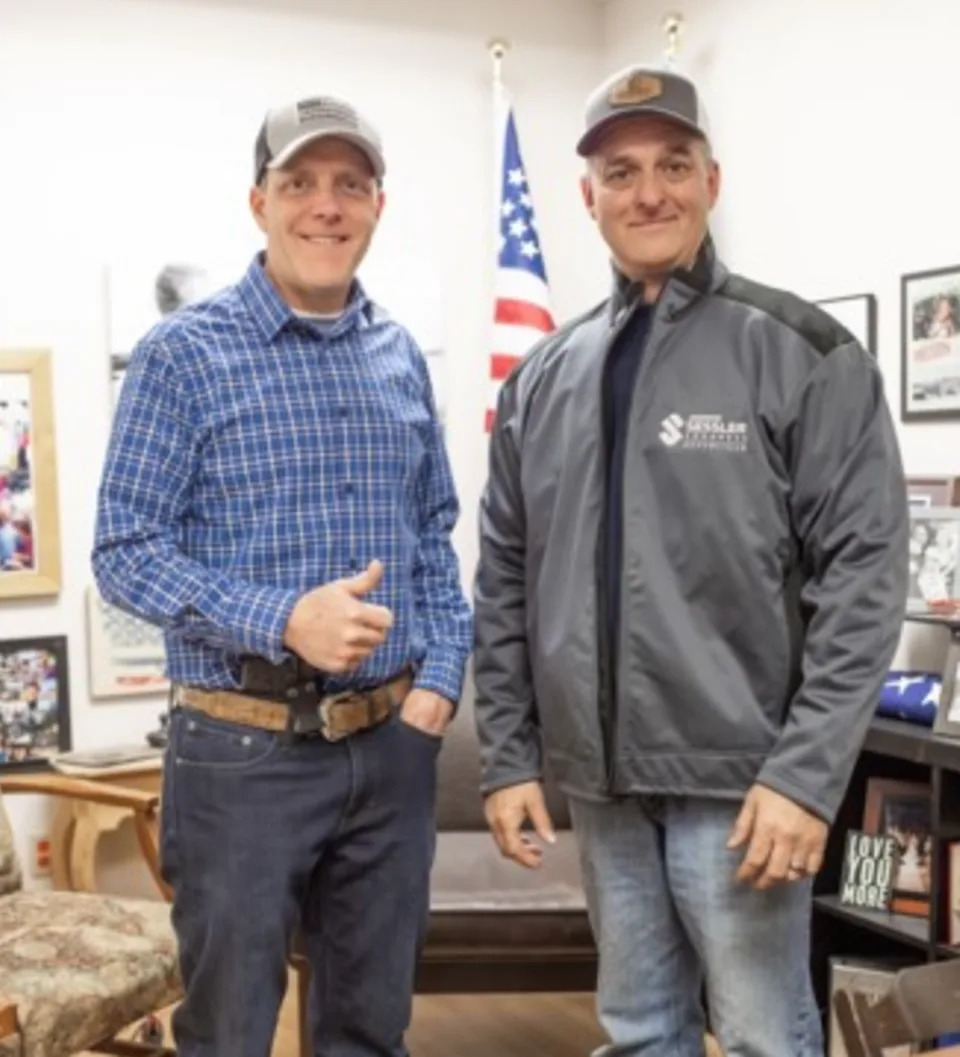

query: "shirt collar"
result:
(238, 253), (373, 342)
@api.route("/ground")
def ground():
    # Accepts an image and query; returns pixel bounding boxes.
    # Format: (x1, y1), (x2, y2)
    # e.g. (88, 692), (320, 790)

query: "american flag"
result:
(487, 91), (554, 431)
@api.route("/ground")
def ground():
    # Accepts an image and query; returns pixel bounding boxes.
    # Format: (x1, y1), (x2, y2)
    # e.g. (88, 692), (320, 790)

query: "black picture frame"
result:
(816, 293), (877, 356)
(901, 264), (960, 422)
(0, 634), (71, 771)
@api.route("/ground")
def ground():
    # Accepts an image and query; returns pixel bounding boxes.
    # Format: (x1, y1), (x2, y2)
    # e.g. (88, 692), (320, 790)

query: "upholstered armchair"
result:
(0, 772), (180, 1057)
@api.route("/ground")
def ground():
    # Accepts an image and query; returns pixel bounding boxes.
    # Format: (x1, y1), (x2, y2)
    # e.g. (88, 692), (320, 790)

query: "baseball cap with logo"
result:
(253, 96), (385, 184)
(576, 65), (709, 156)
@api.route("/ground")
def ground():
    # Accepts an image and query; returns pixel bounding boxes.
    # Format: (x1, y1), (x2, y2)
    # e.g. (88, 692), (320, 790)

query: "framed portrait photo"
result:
(907, 506), (960, 614)
(0, 349), (61, 599)
(0, 635), (71, 771)
(901, 264), (960, 421)
(816, 293), (877, 356)
(932, 628), (960, 740)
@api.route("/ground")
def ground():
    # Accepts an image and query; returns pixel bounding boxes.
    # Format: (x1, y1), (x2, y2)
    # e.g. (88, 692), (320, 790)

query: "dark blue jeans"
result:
(160, 704), (441, 1057)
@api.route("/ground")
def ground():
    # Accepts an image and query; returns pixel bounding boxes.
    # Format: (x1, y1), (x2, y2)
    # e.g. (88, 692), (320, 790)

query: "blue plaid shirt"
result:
(92, 255), (472, 702)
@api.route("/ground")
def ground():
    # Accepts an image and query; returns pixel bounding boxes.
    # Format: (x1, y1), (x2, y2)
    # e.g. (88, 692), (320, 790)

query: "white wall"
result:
(600, 0), (960, 669)
(601, 0), (960, 475)
(0, 0), (607, 888)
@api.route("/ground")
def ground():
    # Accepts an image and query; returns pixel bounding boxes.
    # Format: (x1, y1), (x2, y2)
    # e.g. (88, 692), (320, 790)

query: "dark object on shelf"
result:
(833, 957), (960, 1056)
(145, 713), (169, 750)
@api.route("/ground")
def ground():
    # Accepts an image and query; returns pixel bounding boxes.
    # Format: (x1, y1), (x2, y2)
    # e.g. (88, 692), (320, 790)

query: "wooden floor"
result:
(85, 973), (726, 1056)
(84, 975), (606, 1057)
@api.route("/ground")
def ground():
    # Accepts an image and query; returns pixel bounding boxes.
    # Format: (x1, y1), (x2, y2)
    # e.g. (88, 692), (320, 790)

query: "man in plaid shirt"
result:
(93, 94), (472, 1057)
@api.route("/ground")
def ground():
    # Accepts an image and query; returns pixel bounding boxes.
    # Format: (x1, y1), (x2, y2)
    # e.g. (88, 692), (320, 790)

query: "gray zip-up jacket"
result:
(474, 241), (908, 823)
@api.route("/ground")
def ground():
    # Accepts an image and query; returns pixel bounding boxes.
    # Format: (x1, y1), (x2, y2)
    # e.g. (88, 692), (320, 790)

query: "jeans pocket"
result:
(173, 708), (280, 771)
(396, 715), (444, 750)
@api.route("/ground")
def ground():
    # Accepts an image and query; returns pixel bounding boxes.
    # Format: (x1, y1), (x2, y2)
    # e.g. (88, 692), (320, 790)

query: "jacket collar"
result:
(608, 234), (727, 323)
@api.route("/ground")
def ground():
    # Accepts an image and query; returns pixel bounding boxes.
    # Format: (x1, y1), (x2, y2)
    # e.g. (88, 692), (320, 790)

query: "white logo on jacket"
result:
(659, 412), (748, 452)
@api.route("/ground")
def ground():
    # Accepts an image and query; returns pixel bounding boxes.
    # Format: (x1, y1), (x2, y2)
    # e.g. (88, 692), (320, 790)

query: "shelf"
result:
(904, 612), (960, 628)
(864, 716), (960, 772)
(813, 894), (930, 949)
(936, 943), (960, 959)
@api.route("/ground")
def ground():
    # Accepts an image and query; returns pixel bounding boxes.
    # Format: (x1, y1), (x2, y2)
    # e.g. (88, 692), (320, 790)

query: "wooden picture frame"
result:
(816, 293), (878, 356)
(862, 776), (932, 916)
(907, 475), (960, 509)
(901, 264), (960, 422)
(0, 349), (61, 598)
(0, 634), (71, 771)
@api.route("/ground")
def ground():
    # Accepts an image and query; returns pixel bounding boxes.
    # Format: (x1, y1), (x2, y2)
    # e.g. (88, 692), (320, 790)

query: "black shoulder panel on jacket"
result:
(718, 275), (855, 358)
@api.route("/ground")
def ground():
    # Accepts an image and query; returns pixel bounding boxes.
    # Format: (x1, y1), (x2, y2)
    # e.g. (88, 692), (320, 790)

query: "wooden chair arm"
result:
(0, 773), (158, 815)
(0, 772), (172, 904)
(0, 999), (18, 1040)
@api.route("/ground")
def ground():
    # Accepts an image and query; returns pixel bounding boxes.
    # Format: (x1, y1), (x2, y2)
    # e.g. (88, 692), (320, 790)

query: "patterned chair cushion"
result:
(0, 891), (180, 1057)
(0, 799), (22, 897)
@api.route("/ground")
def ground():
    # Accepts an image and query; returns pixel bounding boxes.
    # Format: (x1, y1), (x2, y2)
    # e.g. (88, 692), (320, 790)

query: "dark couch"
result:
(416, 664), (596, 993)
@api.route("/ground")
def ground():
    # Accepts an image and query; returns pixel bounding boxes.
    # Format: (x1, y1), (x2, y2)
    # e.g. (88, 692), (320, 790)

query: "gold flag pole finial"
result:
(662, 12), (684, 68)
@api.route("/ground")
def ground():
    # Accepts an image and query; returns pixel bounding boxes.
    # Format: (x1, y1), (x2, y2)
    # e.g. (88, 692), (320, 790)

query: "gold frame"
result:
(0, 349), (61, 598)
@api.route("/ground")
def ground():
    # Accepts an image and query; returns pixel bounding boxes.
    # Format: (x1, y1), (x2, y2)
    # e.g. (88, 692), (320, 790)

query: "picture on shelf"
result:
(0, 635), (70, 769)
(0, 350), (61, 599)
(907, 506), (960, 614)
(0, 370), (34, 573)
(906, 475), (960, 509)
(862, 777), (932, 916)
(901, 264), (960, 421)
(106, 260), (230, 413)
(85, 586), (168, 699)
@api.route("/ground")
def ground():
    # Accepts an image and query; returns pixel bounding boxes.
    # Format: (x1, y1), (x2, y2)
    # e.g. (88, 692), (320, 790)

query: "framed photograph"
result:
(816, 293), (877, 356)
(906, 475), (960, 509)
(106, 260), (229, 414)
(85, 586), (169, 699)
(0, 349), (61, 598)
(863, 777), (932, 916)
(0, 635), (71, 770)
(932, 630), (960, 740)
(907, 506), (960, 614)
(901, 264), (960, 421)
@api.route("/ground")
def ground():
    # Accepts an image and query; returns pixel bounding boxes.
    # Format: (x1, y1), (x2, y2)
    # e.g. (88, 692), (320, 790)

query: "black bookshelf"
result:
(811, 612), (960, 1014)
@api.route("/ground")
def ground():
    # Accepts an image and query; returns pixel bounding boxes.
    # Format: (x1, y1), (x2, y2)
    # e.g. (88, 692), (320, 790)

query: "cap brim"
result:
(576, 108), (705, 157)
(267, 129), (385, 179)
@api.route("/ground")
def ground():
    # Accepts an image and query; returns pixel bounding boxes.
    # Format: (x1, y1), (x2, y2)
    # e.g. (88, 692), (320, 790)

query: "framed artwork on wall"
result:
(0, 349), (61, 599)
(85, 586), (169, 699)
(816, 293), (877, 356)
(907, 506), (960, 614)
(105, 261), (228, 414)
(0, 635), (71, 770)
(901, 264), (960, 421)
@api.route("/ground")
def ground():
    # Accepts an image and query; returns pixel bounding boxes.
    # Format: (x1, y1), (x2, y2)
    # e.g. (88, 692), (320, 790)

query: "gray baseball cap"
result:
(254, 95), (385, 184)
(576, 65), (709, 156)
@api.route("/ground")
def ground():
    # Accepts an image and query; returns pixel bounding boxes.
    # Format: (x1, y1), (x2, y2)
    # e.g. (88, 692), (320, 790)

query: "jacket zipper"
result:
(597, 290), (689, 796)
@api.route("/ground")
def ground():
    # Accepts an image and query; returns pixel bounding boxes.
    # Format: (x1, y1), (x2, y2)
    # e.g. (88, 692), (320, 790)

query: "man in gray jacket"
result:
(474, 64), (908, 1057)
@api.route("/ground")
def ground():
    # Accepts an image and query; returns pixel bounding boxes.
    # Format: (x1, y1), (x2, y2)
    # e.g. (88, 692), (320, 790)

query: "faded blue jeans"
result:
(569, 795), (823, 1057)
(160, 704), (441, 1057)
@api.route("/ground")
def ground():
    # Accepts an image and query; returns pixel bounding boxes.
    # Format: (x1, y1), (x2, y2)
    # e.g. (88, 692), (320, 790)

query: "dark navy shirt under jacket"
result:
(603, 295), (653, 660)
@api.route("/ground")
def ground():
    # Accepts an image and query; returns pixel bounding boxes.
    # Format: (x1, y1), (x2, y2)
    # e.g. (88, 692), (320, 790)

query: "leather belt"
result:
(173, 670), (412, 741)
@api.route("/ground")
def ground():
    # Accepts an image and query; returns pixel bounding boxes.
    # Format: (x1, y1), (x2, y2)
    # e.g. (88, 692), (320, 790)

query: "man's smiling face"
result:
(250, 136), (384, 313)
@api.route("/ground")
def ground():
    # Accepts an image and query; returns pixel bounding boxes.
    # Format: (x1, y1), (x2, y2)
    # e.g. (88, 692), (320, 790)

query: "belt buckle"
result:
(318, 689), (362, 742)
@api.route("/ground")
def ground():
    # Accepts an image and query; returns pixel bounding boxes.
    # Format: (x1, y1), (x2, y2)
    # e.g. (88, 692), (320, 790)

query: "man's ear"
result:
(580, 174), (596, 220)
(707, 161), (721, 209)
(249, 183), (267, 233)
(375, 189), (386, 221)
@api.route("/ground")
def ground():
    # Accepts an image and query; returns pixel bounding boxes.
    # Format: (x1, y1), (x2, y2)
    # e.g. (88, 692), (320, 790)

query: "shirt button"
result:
(339, 406), (348, 419)
(349, 558), (359, 571)
(286, 686), (300, 700)
(344, 482), (355, 496)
